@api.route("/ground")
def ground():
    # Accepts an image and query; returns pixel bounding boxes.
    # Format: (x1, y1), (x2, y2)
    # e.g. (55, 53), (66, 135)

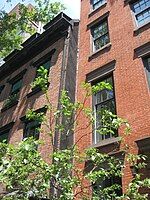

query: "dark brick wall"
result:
(0, 21), (79, 162)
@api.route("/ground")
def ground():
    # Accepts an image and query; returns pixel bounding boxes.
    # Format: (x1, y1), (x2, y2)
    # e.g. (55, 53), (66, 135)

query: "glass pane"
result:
(43, 60), (51, 70)
(93, 0), (106, 10)
(0, 131), (9, 143)
(11, 79), (22, 94)
(94, 99), (115, 143)
(144, 57), (150, 88)
(136, 8), (150, 25)
(24, 121), (40, 139)
(92, 21), (108, 39)
(133, 0), (149, 14)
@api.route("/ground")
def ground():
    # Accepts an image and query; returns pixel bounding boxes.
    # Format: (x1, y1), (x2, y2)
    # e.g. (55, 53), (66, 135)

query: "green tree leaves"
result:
(0, 0), (65, 58)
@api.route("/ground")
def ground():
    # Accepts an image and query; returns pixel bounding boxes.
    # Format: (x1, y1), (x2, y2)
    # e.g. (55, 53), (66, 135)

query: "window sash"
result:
(93, 76), (116, 144)
(132, 0), (150, 25)
(0, 131), (9, 143)
(11, 79), (22, 95)
(92, 0), (106, 10)
(133, 0), (150, 14)
(36, 60), (51, 77)
(43, 60), (51, 70)
(24, 121), (41, 139)
(92, 21), (109, 51)
(93, 175), (122, 198)
(94, 98), (115, 143)
(144, 57), (150, 88)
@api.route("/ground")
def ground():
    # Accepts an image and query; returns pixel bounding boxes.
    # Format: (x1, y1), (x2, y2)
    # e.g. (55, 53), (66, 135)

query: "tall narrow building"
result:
(76, 0), (150, 195)
(0, 12), (79, 160)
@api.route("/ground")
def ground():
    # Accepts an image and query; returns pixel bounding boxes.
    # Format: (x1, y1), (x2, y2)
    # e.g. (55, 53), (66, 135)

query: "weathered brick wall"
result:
(0, 36), (65, 161)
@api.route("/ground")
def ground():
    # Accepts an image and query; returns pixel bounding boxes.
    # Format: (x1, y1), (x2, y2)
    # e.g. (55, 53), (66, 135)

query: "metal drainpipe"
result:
(53, 25), (71, 150)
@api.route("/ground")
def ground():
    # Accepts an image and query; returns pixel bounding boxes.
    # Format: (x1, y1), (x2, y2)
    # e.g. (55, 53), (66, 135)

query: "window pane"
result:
(92, 21), (107, 39)
(93, 76), (116, 144)
(92, 20), (109, 51)
(144, 57), (150, 88)
(43, 60), (51, 70)
(11, 79), (22, 94)
(93, 175), (122, 198)
(0, 131), (9, 143)
(24, 121), (41, 139)
(93, 0), (106, 10)
(94, 33), (109, 50)
(132, 0), (150, 26)
(133, 0), (149, 13)
(0, 85), (5, 94)
(136, 8), (150, 25)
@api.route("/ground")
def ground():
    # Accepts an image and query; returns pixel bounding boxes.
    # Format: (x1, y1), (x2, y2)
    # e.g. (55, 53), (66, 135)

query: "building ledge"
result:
(134, 21), (150, 36)
(89, 136), (121, 148)
(27, 82), (50, 98)
(88, 43), (111, 61)
(1, 100), (18, 113)
(88, 2), (107, 18)
(27, 86), (43, 98)
(135, 136), (150, 152)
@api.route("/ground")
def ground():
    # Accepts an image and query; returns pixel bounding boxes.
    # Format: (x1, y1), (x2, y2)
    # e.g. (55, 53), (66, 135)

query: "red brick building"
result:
(76, 0), (150, 195)
(0, 12), (79, 161)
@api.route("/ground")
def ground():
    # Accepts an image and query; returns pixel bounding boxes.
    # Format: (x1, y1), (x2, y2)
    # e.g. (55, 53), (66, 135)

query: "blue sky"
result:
(0, 0), (80, 18)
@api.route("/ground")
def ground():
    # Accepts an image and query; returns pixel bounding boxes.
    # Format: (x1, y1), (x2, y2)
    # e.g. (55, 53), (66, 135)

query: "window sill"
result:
(1, 100), (18, 112)
(27, 86), (42, 98)
(134, 21), (150, 35)
(89, 136), (121, 148)
(88, 3), (107, 18)
(88, 43), (111, 60)
(27, 83), (50, 98)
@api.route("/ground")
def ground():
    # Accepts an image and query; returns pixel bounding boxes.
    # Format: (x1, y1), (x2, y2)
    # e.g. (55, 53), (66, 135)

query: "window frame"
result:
(0, 85), (5, 94)
(0, 122), (14, 143)
(92, 74), (117, 144)
(91, 18), (110, 52)
(21, 106), (47, 140)
(10, 78), (23, 96)
(130, 0), (150, 27)
(91, 0), (107, 10)
(23, 120), (41, 140)
(143, 56), (150, 89)
(35, 59), (51, 78)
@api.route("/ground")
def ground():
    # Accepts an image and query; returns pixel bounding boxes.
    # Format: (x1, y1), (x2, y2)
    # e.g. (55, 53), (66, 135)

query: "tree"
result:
(0, 67), (150, 200)
(0, 0), (65, 58)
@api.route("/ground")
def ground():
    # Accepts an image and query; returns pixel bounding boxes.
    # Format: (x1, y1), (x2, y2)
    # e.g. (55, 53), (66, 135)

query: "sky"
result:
(0, 0), (80, 19)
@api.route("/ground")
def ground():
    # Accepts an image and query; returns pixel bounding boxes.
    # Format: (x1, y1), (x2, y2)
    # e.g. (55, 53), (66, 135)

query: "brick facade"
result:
(76, 0), (150, 194)
(0, 13), (79, 162)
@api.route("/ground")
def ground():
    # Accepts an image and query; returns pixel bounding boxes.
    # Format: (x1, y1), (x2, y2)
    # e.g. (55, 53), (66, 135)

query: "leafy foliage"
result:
(0, 67), (150, 199)
(0, 0), (65, 58)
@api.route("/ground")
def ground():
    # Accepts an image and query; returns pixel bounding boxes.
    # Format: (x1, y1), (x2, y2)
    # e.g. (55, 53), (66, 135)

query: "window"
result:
(0, 122), (14, 143)
(132, 0), (150, 26)
(23, 120), (41, 139)
(92, 0), (106, 10)
(36, 60), (51, 77)
(91, 20), (109, 52)
(0, 85), (5, 94)
(0, 131), (9, 143)
(10, 78), (22, 96)
(0, 130), (10, 143)
(93, 176), (122, 199)
(2, 78), (22, 110)
(93, 76), (116, 144)
(143, 56), (150, 88)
